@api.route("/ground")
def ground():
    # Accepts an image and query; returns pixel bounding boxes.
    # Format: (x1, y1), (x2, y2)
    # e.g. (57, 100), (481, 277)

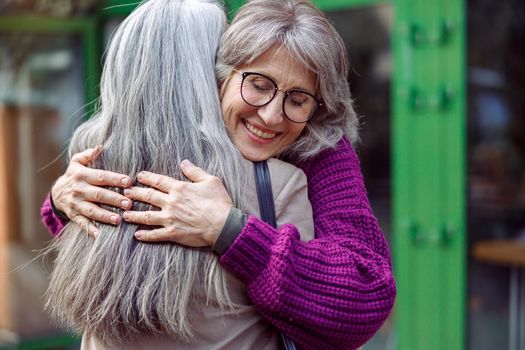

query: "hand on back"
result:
(122, 160), (233, 247)
(51, 146), (133, 238)
(53, 149), (232, 245)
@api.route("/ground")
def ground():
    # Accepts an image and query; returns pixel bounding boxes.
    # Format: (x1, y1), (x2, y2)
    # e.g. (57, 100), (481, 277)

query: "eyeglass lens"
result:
(241, 73), (318, 123)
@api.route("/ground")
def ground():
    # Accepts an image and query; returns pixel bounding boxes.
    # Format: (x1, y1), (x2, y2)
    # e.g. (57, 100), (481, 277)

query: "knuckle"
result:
(166, 196), (178, 209)
(153, 179), (162, 189)
(210, 176), (222, 186)
(97, 171), (104, 182)
(94, 189), (102, 202)
(69, 200), (79, 211)
(164, 213), (176, 226)
(71, 170), (83, 182)
(145, 189), (152, 201)
(115, 196), (124, 207)
(70, 187), (83, 198)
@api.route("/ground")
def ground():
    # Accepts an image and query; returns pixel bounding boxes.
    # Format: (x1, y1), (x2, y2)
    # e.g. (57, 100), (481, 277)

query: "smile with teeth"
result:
(243, 120), (278, 140)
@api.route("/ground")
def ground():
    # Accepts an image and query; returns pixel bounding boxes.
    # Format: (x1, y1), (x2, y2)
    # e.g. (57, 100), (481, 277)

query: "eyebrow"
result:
(254, 70), (316, 96)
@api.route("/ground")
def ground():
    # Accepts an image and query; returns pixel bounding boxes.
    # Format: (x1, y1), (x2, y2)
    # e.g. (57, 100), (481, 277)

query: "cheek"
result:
(221, 104), (235, 130)
(221, 97), (240, 131)
(286, 124), (307, 143)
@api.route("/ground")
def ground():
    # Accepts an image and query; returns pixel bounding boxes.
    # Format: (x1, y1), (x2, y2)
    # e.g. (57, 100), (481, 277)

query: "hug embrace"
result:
(41, 0), (396, 349)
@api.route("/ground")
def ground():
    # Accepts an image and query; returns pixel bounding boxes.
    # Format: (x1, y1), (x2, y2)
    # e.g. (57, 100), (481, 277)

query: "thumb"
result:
(181, 160), (211, 182)
(71, 145), (103, 166)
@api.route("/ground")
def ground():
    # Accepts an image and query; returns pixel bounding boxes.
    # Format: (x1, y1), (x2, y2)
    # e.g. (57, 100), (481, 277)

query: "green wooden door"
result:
(393, 0), (466, 349)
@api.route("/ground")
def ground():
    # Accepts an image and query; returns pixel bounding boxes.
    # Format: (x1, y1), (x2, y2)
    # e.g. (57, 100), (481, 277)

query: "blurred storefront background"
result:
(0, 0), (523, 349)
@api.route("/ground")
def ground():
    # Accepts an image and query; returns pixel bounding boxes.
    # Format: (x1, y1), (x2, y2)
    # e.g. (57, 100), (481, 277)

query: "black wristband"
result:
(212, 207), (247, 256)
(49, 191), (70, 221)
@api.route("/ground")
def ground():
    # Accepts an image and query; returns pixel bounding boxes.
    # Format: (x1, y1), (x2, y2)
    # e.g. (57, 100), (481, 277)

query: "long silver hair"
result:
(45, 0), (248, 344)
(217, 0), (359, 161)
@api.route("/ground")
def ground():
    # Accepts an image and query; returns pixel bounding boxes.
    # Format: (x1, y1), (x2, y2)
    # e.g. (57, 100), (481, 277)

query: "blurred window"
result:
(0, 0), (99, 17)
(0, 32), (85, 347)
(467, 0), (525, 349)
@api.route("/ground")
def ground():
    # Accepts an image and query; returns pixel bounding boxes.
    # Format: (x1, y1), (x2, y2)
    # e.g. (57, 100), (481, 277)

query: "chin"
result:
(240, 149), (272, 162)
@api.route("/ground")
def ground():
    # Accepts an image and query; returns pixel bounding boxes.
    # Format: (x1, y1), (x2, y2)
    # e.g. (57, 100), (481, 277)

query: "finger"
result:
(123, 187), (165, 207)
(86, 187), (132, 210)
(180, 160), (212, 183)
(70, 146), (103, 166)
(134, 228), (174, 243)
(136, 171), (178, 193)
(84, 168), (132, 188)
(78, 202), (121, 225)
(122, 210), (165, 226)
(72, 215), (99, 239)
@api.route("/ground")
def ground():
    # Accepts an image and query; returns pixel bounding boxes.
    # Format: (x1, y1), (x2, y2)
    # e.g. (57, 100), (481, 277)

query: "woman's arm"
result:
(219, 137), (396, 350)
(73, 138), (394, 349)
(41, 194), (68, 236)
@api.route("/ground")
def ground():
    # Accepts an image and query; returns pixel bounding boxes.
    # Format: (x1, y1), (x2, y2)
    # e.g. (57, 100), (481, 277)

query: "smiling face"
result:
(220, 46), (317, 161)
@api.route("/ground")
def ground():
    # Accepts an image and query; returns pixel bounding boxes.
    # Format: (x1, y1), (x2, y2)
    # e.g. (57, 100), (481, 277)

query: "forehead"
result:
(239, 46), (317, 93)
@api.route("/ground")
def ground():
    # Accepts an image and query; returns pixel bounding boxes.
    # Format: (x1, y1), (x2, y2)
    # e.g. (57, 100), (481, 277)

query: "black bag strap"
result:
(252, 161), (297, 350)
(253, 161), (277, 228)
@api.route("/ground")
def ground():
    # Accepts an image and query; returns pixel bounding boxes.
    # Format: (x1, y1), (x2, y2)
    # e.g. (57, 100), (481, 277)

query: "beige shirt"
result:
(82, 159), (314, 350)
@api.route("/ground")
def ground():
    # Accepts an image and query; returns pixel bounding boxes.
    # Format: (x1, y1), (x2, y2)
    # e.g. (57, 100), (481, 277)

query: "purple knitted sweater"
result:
(40, 137), (396, 350)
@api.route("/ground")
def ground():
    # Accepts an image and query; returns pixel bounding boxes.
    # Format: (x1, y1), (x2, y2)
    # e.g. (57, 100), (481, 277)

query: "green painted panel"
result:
(438, 0), (466, 348)
(101, 0), (139, 16)
(83, 19), (103, 116)
(224, 0), (245, 19)
(313, 0), (391, 11)
(0, 17), (95, 31)
(16, 334), (80, 350)
(224, 0), (392, 17)
(393, 0), (466, 349)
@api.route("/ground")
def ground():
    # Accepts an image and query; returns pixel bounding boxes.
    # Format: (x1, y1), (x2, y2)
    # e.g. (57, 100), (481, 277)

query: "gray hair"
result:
(45, 0), (249, 345)
(216, 0), (359, 161)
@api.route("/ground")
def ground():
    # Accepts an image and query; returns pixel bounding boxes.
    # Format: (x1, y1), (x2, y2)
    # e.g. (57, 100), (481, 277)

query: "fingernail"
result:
(122, 212), (129, 220)
(137, 172), (144, 180)
(181, 159), (193, 167)
(124, 189), (131, 196)
(121, 178), (130, 186)
(121, 200), (130, 209)
(111, 215), (119, 225)
(92, 230), (99, 238)
(134, 232), (142, 239)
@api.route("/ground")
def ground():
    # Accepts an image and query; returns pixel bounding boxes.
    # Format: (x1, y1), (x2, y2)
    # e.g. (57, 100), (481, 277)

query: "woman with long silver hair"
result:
(45, 0), (314, 348)
(43, 0), (396, 349)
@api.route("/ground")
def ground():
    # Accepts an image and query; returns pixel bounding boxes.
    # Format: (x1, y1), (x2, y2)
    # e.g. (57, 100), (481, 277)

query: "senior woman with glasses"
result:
(42, 0), (396, 349)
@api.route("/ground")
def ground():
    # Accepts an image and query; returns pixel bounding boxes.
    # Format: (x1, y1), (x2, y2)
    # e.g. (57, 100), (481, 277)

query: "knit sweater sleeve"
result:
(218, 137), (396, 350)
(40, 193), (67, 236)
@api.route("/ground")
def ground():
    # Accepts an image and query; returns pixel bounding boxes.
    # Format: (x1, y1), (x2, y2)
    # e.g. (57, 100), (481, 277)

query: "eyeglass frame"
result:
(233, 69), (323, 124)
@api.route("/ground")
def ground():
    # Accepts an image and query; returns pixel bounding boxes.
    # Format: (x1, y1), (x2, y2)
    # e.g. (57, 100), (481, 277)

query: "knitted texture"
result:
(40, 137), (396, 349)
(219, 138), (396, 350)
(41, 193), (66, 236)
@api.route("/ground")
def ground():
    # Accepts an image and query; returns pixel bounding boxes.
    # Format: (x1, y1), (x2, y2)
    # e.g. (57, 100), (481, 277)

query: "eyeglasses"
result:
(234, 70), (322, 123)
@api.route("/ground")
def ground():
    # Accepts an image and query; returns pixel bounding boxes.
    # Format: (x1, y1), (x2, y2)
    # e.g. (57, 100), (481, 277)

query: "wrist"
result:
(212, 207), (247, 256)
(49, 180), (69, 220)
(49, 191), (69, 221)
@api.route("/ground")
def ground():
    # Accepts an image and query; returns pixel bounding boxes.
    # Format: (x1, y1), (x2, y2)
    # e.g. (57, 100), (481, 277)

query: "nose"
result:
(257, 91), (285, 126)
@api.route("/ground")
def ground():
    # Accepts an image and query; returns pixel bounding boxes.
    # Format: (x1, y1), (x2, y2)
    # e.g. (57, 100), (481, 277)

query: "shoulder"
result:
(267, 158), (308, 200)
(296, 136), (360, 177)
